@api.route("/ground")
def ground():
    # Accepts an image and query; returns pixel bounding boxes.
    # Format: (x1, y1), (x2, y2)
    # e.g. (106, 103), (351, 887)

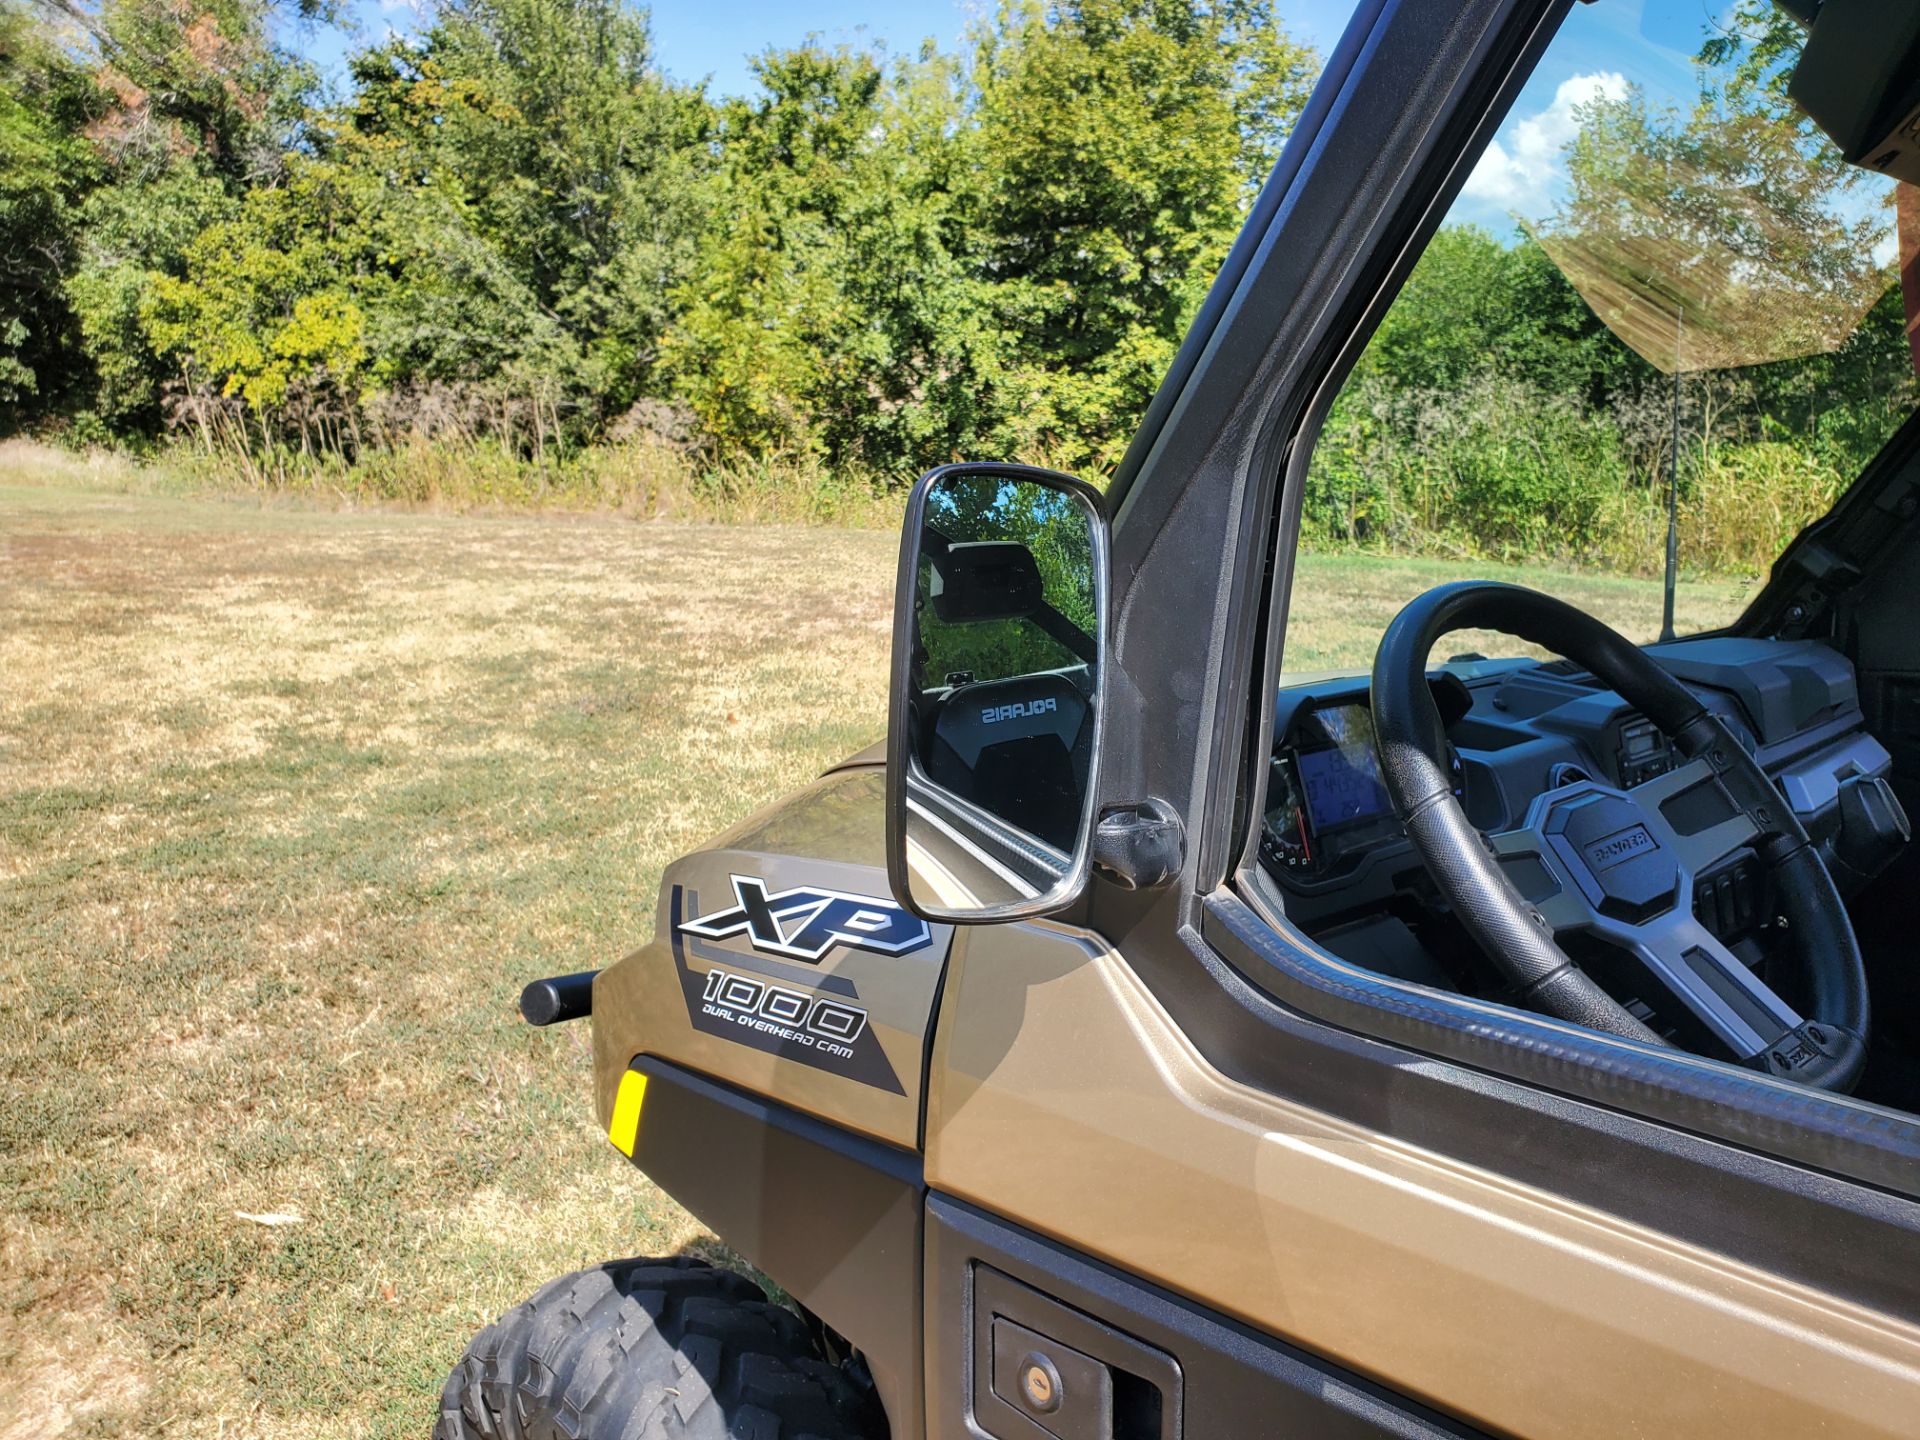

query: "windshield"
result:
(1284, 0), (1918, 678)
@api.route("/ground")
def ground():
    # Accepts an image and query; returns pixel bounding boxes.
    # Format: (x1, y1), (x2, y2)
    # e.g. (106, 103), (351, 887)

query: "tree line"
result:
(1, 0), (1313, 476)
(2, 0), (1913, 575)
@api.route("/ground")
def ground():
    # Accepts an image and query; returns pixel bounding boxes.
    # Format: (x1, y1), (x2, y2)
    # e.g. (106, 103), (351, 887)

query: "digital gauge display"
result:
(1296, 740), (1392, 830)
(1260, 703), (1408, 878)
(1260, 696), (1465, 885)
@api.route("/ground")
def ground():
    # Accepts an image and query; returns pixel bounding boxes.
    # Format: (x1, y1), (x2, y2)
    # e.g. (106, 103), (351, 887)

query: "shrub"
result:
(1306, 376), (1851, 580)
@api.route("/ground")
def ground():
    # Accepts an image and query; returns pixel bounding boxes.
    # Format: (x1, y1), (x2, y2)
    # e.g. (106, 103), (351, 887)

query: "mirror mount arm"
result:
(1093, 799), (1186, 891)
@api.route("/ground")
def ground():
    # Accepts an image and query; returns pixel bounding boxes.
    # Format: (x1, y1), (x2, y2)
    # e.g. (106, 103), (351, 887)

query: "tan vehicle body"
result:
(549, 4), (1920, 1439)
(592, 754), (1920, 1440)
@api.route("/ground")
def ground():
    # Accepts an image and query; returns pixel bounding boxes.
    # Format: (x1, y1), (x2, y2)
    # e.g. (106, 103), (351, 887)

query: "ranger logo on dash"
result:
(981, 696), (1057, 725)
(1584, 824), (1657, 871)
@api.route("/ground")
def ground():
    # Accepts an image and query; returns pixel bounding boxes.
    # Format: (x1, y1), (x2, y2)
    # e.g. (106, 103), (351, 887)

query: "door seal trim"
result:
(1203, 889), (1920, 1199)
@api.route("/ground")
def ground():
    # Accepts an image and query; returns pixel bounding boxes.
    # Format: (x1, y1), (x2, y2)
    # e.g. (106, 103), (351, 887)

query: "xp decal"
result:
(668, 886), (910, 1094)
(677, 874), (932, 964)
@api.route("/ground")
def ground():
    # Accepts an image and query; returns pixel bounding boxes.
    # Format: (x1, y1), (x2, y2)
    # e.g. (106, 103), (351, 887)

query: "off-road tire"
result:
(435, 1256), (883, 1440)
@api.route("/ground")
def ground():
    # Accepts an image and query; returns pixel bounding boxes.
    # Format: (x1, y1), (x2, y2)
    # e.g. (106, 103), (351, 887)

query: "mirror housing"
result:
(1788, 0), (1920, 186)
(885, 463), (1109, 922)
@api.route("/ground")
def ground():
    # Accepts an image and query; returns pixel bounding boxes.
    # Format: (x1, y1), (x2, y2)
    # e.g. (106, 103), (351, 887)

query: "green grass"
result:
(0, 475), (1746, 1438)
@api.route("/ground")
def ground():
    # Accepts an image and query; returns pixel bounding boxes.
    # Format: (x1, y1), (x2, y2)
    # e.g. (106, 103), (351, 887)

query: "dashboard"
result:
(1257, 637), (1899, 987)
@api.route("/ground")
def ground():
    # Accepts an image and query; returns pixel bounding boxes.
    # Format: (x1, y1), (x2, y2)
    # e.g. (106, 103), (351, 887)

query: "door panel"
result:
(924, 918), (1920, 1439)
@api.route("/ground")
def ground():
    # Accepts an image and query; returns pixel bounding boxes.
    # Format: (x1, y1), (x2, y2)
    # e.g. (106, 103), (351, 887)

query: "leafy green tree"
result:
(1352, 225), (1655, 403)
(0, 0), (100, 420)
(964, 0), (1315, 468)
(1540, 81), (1889, 376)
(666, 41), (1008, 469)
(1304, 3), (1914, 566)
(346, 0), (710, 427)
(1697, 0), (1807, 118)
(665, 44), (894, 458)
(141, 158), (375, 447)
(46, 0), (323, 435)
(46, 0), (323, 186)
(1499, 236), (1658, 404)
(1694, 5), (1916, 475)
(64, 170), (233, 435)
(1351, 227), (1515, 396)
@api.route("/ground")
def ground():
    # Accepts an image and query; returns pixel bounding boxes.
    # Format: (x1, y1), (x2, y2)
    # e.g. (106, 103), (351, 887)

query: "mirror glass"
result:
(897, 467), (1103, 917)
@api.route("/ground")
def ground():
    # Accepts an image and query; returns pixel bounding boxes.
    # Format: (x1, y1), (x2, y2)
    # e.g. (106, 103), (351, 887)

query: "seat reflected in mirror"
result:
(885, 464), (1108, 922)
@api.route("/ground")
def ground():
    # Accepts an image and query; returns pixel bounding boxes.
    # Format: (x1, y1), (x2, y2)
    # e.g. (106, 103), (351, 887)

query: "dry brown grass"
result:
(0, 436), (909, 529)
(1, 483), (895, 1438)
(0, 476), (1745, 1438)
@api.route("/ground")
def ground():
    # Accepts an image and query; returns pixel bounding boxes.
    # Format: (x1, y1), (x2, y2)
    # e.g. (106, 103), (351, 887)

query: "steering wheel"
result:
(1370, 582), (1868, 1092)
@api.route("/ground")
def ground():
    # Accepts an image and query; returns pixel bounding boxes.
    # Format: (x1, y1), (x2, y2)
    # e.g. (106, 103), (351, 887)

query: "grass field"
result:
(0, 466), (1747, 1438)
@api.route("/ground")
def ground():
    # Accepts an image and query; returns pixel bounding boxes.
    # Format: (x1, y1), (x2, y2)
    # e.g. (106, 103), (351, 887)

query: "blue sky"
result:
(285, 0), (1736, 236)
(1451, 0), (1718, 234)
(292, 0), (1360, 100)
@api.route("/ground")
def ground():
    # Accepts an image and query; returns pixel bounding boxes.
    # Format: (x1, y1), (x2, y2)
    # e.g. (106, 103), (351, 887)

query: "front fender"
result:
(592, 765), (954, 1150)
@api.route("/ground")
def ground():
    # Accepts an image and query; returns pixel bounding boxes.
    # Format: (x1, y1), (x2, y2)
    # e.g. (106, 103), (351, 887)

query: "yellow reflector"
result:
(608, 1071), (648, 1157)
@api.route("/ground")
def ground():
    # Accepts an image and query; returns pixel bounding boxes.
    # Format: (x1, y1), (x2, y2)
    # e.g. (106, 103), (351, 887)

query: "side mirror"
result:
(885, 463), (1108, 922)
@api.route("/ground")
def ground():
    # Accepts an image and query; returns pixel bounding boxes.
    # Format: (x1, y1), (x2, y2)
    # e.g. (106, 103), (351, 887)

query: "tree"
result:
(43, 0), (323, 435)
(347, 0), (711, 429)
(0, 0), (100, 421)
(64, 164), (236, 434)
(141, 158), (375, 451)
(665, 41), (1009, 469)
(964, 0), (1316, 469)
(1352, 226), (1515, 396)
(50, 0), (322, 187)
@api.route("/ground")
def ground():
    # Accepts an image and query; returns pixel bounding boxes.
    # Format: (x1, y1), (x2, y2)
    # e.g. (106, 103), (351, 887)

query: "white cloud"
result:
(1464, 71), (1628, 214)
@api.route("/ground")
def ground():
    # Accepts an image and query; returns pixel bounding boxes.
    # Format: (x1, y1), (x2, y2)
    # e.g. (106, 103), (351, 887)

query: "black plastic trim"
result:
(622, 1056), (925, 1438)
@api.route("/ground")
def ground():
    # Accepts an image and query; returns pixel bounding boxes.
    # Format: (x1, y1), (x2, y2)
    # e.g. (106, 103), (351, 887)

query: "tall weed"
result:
(1308, 375), (1854, 579)
(27, 434), (911, 528)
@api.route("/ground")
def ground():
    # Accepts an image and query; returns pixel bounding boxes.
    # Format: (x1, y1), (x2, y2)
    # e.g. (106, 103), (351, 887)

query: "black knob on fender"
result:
(519, 971), (599, 1026)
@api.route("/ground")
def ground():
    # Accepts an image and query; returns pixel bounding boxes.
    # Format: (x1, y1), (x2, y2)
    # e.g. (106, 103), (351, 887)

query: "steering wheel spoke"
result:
(1624, 756), (1712, 807)
(1485, 828), (1539, 859)
(1486, 827), (1588, 931)
(1612, 910), (1804, 1069)
(1631, 756), (1762, 874)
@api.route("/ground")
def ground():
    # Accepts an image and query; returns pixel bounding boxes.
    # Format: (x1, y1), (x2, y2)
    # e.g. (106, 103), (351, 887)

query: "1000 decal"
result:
(699, 966), (869, 1058)
(669, 883), (908, 1094)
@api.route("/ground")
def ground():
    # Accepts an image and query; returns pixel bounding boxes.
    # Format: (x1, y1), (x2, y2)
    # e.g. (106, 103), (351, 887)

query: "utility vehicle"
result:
(439, 1), (1920, 1435)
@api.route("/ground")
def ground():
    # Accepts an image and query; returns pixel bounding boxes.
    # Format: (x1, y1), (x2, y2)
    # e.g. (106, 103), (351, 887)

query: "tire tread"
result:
(435, 1258), (878, 1440)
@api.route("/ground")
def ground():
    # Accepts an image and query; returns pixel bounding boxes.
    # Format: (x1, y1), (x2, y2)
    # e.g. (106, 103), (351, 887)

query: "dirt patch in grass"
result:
(0, 1235), (149, 1440)
(0, 479), (1744, 1437)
